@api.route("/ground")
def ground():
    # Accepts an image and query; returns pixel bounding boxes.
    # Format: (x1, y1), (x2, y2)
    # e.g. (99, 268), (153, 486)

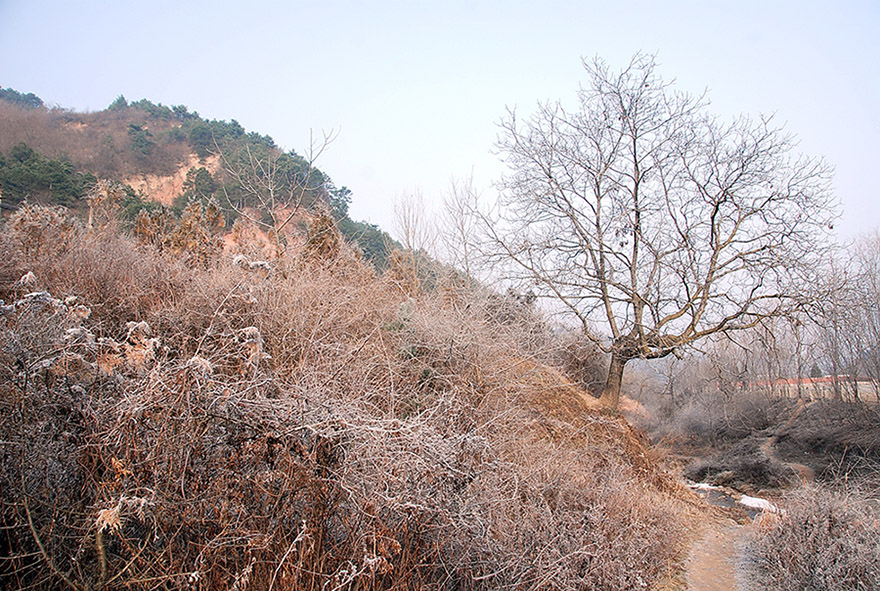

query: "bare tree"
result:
(220, 130), (337, 258)
(440, 175), (482, 283)
(487, 54), (837, 408)
(822, 234), (880, 402)
(391, 190), (436, 293)
(393, 189), (436, 254)
(852, 234), (880, 394)
(86, 179), (127, 231)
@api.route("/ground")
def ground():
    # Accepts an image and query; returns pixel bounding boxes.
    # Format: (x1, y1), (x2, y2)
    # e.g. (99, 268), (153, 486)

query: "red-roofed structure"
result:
(739, 375), (880, 403)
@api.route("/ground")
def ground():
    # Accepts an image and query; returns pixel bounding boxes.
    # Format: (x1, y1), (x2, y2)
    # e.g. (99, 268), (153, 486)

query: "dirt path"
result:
(678, 402), (820, 590)
(685, 521), (746, 591)
(760, 431), (815, 484)
(682, 429), (811, 591)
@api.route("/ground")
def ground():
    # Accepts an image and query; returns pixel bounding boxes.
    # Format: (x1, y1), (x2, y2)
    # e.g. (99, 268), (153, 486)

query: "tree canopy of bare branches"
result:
(489, 54), (838, 408)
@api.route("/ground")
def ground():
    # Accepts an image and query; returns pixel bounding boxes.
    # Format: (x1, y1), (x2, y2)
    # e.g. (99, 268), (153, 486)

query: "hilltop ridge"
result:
(0, 87), (396, 266)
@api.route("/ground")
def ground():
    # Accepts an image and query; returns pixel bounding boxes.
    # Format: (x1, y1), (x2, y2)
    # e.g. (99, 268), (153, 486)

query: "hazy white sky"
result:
(1, 0), (877, 240)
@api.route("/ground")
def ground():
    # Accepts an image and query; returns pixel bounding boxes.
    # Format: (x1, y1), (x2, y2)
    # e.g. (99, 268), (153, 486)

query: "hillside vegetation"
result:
(0, 88), (394, 267)
(0, 205), (696, 590)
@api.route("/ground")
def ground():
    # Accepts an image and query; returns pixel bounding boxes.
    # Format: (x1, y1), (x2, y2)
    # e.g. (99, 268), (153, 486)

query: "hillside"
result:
(0, 87), (396, 267)
(0, 201), (708, 590)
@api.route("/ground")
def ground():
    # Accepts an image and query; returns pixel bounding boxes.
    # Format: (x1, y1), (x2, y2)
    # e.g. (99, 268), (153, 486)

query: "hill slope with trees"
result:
(3, 74), (875, 590)
(0, 87), (395, 267)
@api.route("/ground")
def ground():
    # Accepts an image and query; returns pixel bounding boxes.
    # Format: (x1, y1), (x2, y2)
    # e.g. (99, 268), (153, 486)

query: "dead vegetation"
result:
(683, 438), (798, 491)
(0, 101), (188, 179)
(638, 373), (880, 491)
(775, 400), (880, 479)
(741, 484), (880, 590)
(0, 205), (693, 590)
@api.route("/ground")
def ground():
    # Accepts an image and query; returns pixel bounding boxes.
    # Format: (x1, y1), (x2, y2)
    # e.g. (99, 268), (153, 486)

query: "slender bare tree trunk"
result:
(599, 351), (627, 409)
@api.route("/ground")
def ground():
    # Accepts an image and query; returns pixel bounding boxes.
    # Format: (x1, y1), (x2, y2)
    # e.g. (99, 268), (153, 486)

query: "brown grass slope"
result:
(1, 206), (692, 590)
(0, 101), (189, 180)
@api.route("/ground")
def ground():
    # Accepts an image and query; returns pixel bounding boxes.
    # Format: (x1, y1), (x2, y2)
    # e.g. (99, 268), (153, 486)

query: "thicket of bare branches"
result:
(0, 206), (691, 590)
(219, 132), (336, 259)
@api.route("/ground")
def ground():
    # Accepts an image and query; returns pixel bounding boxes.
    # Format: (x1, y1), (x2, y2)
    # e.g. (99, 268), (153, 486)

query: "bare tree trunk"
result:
(599, 351), (628, 409)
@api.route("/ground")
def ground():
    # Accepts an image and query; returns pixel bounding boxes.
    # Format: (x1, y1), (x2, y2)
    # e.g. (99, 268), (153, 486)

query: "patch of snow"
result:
(739, 495), (778, 513)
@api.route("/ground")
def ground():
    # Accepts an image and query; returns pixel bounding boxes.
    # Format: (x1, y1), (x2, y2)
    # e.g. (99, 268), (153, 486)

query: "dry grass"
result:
(776, 400), (880, 477)
(683, 438), (797, 490)
(646, 388), (793, 448)
(0, 102), (188, 179)
(1, 205), (692, 590)
(741, 484), (880, 590)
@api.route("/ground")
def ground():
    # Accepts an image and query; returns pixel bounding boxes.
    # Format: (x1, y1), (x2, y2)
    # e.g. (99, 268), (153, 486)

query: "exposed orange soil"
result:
(124, 153), (220, 205)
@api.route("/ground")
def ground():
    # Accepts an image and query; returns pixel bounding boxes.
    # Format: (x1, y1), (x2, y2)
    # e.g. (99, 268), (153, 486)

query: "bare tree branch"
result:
(217, 129), (339, 258)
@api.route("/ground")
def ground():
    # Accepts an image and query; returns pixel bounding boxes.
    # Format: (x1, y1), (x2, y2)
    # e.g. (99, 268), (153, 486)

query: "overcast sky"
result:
(1, 0), (877, 241)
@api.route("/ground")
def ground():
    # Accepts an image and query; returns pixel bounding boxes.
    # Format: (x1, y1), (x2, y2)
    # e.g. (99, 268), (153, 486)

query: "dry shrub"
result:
(649, 387), (793, 447)
(133, 200), (226, 266)
(304, 211), (341, 260)
(386, 249), (421, 296)
(6, 204), (77, 259)
(741, 484), (880, 590)
(0, 350), (684, 590)
(554, 332), (608, 398)
(1, 209), (190, 331)
(1, 206), (691, 590)
(229, 217), (275, 259)
(777, 400), (880, 466)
